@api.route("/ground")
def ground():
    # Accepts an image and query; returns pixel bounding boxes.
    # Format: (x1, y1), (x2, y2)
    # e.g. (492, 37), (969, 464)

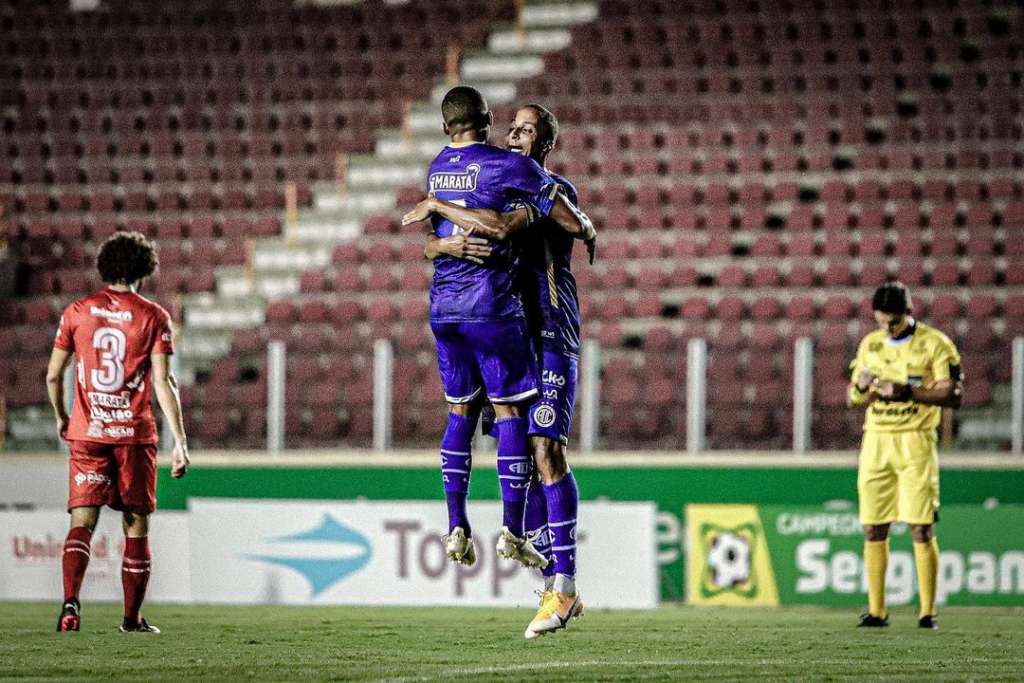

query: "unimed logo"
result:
(11, 533), (112, 562)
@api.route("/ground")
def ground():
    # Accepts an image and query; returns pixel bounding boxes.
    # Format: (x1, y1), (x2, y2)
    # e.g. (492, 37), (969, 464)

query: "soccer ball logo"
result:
(706, 532), (751, 589)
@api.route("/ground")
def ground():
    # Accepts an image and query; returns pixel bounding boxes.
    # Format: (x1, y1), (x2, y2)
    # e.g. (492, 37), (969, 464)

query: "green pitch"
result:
(2, 603), (1023, 682)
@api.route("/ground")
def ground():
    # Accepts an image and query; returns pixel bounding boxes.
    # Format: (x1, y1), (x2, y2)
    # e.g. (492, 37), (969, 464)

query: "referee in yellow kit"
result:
(848, 282), (963, 630)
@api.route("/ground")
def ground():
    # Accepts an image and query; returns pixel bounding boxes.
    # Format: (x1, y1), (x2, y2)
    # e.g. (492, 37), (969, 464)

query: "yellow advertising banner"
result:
(686, 504), (780, 606)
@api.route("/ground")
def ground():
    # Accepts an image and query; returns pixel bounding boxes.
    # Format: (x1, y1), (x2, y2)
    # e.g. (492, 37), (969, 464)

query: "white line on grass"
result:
(373, 658), (1024, 683)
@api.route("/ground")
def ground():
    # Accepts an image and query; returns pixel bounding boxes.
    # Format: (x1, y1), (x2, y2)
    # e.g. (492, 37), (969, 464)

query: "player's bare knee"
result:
(911, 524), (934, 543)
(532, 437), (567, 484)
(493, 402), (525, 419)
(863, 524), (890, 541)
(70, 506), (100, 532)
(448, 397), (483, 418)
(122, 511), (150, 537)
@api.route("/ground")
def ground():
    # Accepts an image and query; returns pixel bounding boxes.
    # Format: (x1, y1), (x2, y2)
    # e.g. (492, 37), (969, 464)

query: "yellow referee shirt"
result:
(849, 320), (962, 433)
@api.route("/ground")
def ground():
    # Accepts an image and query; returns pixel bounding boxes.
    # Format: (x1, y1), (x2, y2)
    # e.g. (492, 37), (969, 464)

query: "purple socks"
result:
(440, 412), (476, 535)
(496, 416), (531, 538)
(543, 472), (579, 579)
(525, 477), (554, 577)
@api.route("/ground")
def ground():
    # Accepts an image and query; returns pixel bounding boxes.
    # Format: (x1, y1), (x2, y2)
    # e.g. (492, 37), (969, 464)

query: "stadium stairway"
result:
(173, 1), (601, 445)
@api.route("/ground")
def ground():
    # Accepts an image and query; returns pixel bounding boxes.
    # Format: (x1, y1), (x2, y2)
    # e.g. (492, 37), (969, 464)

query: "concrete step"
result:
(347, 157), (425, 189)
(487, 27), (573, 54)
(216, 266), (300, 298)
(176, 330), (233, 363)
(292, 212), (363, 241)
(313, 187), (396, 213)
(375, 129), (448, 161)
(461, 53), (545, 82)
(251, 242), (331, 271)
(521, 2), (598, 28)
(429, 79), (517, 106)
(183, 294), (265, 330)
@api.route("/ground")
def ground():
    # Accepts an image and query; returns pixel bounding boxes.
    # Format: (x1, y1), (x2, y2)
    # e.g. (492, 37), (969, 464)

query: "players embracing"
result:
(403, 87), (594, 639)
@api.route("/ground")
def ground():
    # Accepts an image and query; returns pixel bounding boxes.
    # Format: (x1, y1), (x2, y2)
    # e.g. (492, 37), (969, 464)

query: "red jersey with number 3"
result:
(53, 288), (174, 444)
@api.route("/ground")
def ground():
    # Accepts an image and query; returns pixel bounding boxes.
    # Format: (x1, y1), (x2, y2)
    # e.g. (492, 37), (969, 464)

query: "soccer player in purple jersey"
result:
(406, 104), (590, 639)
(404, 87), (591, 576)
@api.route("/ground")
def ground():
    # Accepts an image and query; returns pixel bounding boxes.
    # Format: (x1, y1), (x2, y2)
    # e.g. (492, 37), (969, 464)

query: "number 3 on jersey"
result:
(91, 327), (127, 392)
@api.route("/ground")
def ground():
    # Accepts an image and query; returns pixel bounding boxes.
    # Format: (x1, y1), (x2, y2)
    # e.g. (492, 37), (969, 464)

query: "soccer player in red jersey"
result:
(45, 231), (190, 633)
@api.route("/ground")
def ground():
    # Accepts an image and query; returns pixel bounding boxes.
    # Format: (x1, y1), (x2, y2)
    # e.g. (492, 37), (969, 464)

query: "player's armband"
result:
(532, 182), (562, 217)
(508, 200), (540, 225)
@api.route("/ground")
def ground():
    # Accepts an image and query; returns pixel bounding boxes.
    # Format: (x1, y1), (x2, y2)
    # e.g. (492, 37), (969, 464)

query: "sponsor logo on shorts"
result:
(90, 306), (132, 322)
(74, 471), (111, 487)
(533, 404), (557, 428)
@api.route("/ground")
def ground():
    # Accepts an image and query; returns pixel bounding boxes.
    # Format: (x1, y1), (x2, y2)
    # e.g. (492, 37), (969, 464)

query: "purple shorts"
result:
(431, 318), (539, 404)
(528, 351), (578, 444)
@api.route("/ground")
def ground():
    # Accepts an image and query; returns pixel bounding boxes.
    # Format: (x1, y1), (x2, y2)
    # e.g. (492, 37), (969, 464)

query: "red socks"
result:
(62, 526), (93, 603)
(122, 537), (152, 623)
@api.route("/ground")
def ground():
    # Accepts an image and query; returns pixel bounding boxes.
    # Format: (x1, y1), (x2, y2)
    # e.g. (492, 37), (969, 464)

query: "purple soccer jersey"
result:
(426, 141), (554, 323)
(426, 141), (553, 403)
(516, 174), (582, 357)
(517, 174), (583, 443)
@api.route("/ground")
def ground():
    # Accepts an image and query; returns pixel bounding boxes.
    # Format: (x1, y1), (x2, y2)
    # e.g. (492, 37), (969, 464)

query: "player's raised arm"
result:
(423, 231), (494, 264)
(548, 190), (597, 264)
(45, 347), (73, 439)
(151, 353), (190, 478)
(404, 195), (533, 241)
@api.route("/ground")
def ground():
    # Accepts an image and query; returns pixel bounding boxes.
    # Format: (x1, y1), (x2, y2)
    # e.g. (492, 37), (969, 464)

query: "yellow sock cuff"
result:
(914, 538), (939, 618)
(864, 540), (889, 618)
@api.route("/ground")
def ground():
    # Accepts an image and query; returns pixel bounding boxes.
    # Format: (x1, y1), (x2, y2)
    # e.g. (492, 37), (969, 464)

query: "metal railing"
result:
(57, 336), (1023, 454)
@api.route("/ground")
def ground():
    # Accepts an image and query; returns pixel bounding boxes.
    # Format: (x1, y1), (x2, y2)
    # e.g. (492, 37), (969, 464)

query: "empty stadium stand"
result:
(1, 0), (1021, 451)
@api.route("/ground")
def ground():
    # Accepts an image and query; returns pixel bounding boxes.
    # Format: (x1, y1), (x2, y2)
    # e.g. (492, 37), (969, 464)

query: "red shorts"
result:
(67, 440), (158, 514)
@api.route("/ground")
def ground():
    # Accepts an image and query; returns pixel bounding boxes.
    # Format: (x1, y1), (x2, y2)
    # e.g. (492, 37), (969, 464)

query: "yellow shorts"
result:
(858, 430), (939, 526)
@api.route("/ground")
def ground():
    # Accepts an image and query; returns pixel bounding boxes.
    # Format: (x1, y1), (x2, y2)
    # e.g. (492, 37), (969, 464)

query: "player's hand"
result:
(436, 230), (493, 264)
(855, 369), (875, 393)
(56, 415), (69, 441)
(401, 196), (437, 226)
(585, 235), (597, 265)
(877, 381), (912, 402)
(171, 441), (190, 479)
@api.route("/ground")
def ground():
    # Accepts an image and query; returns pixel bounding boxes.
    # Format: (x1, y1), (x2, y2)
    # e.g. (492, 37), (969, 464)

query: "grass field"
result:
(2, 603), (1023, 682)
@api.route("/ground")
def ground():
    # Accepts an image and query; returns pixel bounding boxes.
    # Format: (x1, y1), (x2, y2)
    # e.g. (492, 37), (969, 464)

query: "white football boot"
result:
(496, 526), (549, 568)
(443, 526), (477, 566)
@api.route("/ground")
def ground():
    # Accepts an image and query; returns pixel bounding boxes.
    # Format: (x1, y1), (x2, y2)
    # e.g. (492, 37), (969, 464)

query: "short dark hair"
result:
(441, 86), (490, 133)
(872, 281), (912, 314)
(523, 103), (559, 145)
(96, 231), (159, 285)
